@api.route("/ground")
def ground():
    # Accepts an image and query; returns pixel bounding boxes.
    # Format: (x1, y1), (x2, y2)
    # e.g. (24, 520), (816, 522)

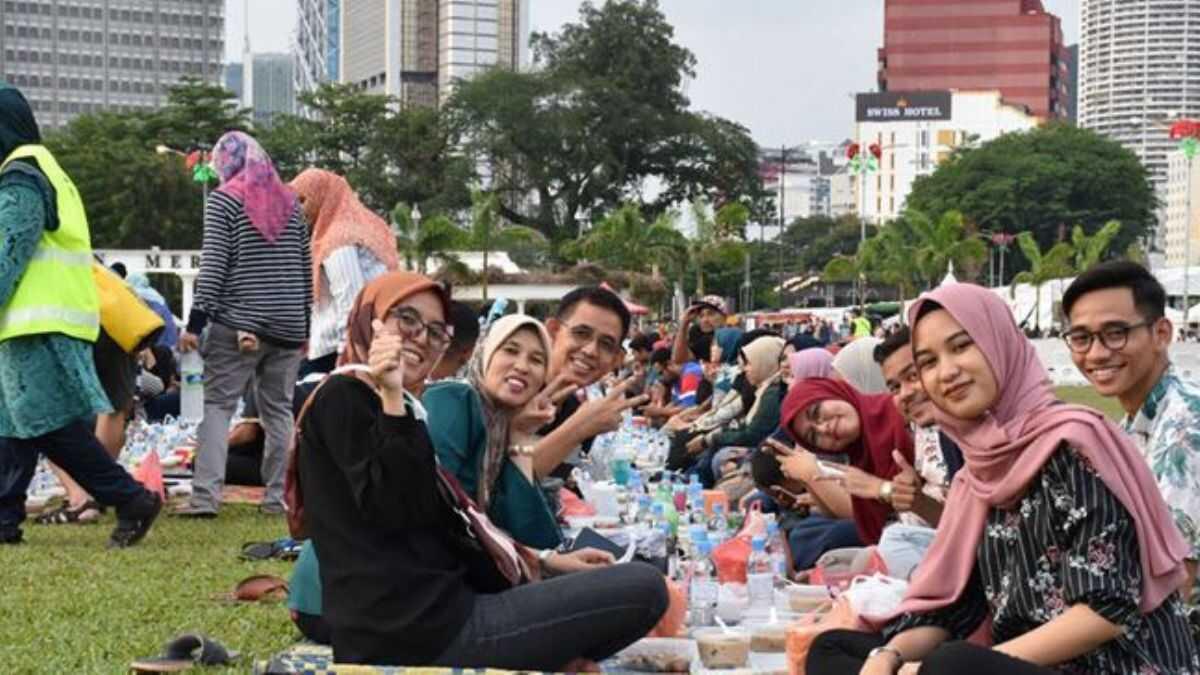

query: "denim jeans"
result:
(432, 562), (669, 670)
(0, 419), (146, 534)
(876, 523), (936, 581)
(787, 513), (863, 570)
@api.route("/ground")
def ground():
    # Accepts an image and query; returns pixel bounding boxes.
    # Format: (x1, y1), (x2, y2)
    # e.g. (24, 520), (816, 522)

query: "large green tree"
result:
(905, 123), (1155, 283)
(443, 0), (769, 245)
(258, 83), (474, 216)
(779, 215), (873, 276)
(44, 79), (251, 250)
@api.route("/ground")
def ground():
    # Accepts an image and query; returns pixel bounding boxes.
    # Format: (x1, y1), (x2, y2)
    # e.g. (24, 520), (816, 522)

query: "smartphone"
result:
(817, 460), (846, 479)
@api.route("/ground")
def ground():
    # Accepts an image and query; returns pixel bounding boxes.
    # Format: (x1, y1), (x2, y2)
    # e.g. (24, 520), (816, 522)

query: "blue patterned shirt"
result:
(1122, 365), (1200, 560)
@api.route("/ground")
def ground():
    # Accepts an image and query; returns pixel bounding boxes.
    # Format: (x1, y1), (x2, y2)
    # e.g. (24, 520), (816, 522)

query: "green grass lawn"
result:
(0, 504), (297, 674)
(1056, 385), (1126, 421)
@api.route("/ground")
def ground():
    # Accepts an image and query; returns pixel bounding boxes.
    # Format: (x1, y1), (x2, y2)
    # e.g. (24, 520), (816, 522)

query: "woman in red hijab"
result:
(777, 377), (915, 545)
(806, 283), (1197, 675)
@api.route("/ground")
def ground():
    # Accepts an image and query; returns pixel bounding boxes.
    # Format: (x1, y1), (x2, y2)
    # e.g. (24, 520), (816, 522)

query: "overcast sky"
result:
(227, 0), (1080, 146)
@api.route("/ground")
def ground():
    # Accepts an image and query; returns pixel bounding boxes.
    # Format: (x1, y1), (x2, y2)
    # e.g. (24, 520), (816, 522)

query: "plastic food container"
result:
(609, 637), (693, 673)
(786, 584), (833, 613)
(695, 627), (751, 669)
(747, 622), (788, 653)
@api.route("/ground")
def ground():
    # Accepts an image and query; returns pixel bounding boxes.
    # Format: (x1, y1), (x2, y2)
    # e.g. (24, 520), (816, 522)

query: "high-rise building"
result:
(1079, 0), (1200, 219)
(0, 0), (224, 129)
(243, 53), (294, 127)
(877, 0), (1070, 120)
(1164, 149), (1200, 267)
(224, 62), (243, 100)
(1065, 43), (1078, 123)
(295, 0), (340, 102)
(854, 90), (1039, 223)
(302, 0), (528, 109)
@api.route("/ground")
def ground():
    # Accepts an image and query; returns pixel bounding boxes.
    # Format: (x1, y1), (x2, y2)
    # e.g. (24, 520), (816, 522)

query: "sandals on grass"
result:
(34, 500), (102, 525)
(129, 633), (239, 672)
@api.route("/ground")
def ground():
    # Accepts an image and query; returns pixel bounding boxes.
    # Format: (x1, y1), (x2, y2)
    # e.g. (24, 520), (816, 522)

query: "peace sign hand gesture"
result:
(576, 375), (650, 438)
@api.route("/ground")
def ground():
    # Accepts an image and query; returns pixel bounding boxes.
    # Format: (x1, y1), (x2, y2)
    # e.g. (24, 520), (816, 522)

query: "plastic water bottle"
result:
(689, 494), (707, 526)
(747, 536), (774, 614)
(689, 540), (718, 627)
(180, 350), (204, 423)
(766, 521), (788, 578)
(708, 503), (729, 546)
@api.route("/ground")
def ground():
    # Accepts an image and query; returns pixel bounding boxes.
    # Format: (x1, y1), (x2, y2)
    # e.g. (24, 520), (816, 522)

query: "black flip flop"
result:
(130, 633), (240, 672)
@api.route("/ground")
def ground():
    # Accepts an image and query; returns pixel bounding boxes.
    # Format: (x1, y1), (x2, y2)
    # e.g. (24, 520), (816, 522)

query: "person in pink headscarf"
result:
(806, 283), (1198, 675)
(177, 131), (311, 518)
(781, 346), (835, 388)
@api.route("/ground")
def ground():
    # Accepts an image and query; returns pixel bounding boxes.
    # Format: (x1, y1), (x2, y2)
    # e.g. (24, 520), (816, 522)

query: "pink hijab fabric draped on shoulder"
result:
(886, 283), (1185, 626)
(212, 131), (297, 243)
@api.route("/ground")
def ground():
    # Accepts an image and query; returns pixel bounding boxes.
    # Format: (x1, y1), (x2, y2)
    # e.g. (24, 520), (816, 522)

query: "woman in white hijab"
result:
(832, 337), (888, 394)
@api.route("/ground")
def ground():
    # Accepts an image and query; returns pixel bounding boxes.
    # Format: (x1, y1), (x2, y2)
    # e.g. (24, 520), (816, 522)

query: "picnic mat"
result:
(223, 485), (266, 504)
(253, 643), (557, 675)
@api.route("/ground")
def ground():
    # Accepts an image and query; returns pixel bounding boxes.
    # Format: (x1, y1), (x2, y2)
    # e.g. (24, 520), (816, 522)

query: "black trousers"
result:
(806, 630), (1057, 675)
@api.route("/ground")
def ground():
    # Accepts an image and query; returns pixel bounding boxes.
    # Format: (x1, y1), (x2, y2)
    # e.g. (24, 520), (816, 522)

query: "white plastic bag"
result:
(842, 573), (908, 617)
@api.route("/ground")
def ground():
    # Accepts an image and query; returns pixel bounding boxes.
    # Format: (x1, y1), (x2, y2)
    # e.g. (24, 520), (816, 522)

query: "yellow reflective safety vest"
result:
(0, 144), (100, 343)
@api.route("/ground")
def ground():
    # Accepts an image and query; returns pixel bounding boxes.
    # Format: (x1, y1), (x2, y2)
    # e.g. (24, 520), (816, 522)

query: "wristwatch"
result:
(866, 645), (904, 667)
(878, 481), (895, 504)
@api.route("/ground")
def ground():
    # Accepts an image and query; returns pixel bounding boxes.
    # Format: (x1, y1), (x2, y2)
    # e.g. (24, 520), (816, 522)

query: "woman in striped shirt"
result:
(177, 131), (311, 518)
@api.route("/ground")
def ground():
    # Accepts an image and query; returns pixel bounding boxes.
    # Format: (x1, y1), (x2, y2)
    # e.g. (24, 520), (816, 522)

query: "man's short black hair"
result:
(447, 301), (480, 353)
(1062, 260), (1166, 323)
(110, 262), (127, 279)
(556, 286), (632, 339)
(873, 325), (911, 365)
(750, 449), (784, 489)
(629, 333), (657, 353)
(649, 347), (672, 366)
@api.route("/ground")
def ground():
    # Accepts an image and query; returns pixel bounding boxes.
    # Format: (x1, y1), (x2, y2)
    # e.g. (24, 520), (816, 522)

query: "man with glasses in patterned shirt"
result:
(1063, 260), (1200, 597)
(531, 286), (649, 479)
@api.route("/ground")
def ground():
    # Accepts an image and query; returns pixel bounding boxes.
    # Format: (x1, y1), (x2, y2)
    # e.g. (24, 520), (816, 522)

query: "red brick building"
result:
(877, 0), (1070, 120)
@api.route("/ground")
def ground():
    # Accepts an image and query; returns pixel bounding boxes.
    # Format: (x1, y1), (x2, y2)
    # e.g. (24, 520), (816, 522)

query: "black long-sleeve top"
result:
(886, 445), (1199, 674)
(297, 374), (476, 665)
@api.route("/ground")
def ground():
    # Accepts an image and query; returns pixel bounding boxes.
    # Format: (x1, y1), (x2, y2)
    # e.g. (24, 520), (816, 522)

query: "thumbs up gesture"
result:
(889, 450), (921, 513)
(369, 318), (409, 397)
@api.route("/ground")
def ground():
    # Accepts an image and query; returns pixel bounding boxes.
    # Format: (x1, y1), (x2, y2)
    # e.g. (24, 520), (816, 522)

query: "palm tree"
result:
(463, 190), (548, 301)
(687, 199), (748, 296)
(905, 209), (988, 289)
(823, 231), (917, 310)
(566, 203), (688, 277)
(391, 203), (467, 274)
(1011, 232), (1073, 331)
(1070, 220), (1122, 273)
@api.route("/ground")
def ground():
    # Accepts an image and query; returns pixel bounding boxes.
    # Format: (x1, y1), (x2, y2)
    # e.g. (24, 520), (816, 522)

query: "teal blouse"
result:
(0, 169), (110, 439)
(422, 381), (563, 549)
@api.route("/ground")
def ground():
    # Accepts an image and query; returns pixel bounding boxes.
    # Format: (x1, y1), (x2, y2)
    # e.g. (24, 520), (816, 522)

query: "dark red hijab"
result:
(780, 377), (914, 543)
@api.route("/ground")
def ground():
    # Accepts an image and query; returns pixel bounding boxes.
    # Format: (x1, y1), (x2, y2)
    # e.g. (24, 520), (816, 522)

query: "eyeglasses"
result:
(1063, 321), (1152, 354)
(562, 323), (622, 357)
(388, 306), (454, 352)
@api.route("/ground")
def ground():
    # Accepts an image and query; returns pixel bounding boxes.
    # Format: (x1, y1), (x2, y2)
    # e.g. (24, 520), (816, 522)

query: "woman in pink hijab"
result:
(806, 283), (1197, 675)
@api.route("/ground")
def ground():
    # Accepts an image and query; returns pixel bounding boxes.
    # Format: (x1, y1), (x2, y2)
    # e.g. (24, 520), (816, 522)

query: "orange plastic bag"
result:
(712, 535), (752, 583)
(711, 505), (767, 583)
(785, 596), (860, 675)
(133, 451), (165, 501)
(647, 577), (688, 638)
(559, 488), (596, 517)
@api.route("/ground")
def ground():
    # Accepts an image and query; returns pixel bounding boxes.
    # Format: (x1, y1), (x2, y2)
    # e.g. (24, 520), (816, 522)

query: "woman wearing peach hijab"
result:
(806, 284), (1197, 675)
(290, 168), (399, 375)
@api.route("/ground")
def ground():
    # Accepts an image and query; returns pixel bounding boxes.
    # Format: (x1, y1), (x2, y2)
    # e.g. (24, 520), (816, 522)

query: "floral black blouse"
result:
(887, 444), (1200, 674)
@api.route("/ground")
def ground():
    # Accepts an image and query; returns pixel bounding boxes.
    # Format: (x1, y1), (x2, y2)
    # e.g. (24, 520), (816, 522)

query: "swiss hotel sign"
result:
(856, 91), (953, 123)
